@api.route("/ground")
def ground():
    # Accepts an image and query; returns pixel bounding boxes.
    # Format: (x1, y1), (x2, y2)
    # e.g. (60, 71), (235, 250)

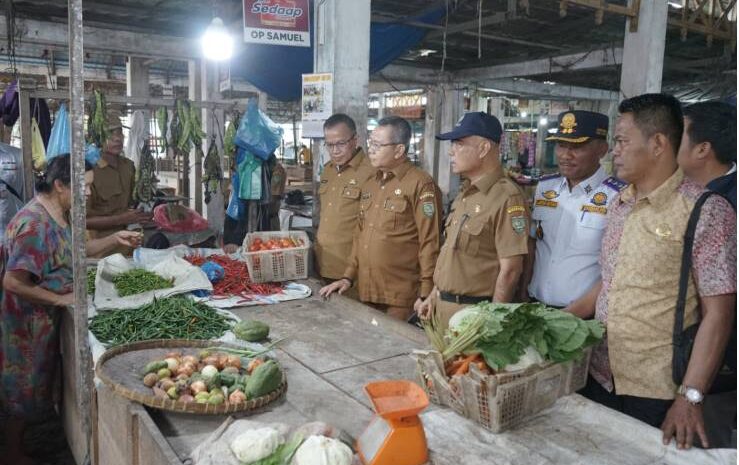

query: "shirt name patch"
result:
(419, 192), (435, 200)
(506, 205), (526, 214)
(581, 205), (607, 215)
(535, 199), (559, 208)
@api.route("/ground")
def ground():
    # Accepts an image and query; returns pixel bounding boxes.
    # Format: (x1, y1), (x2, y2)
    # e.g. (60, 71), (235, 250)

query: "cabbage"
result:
(230, 427), (284, 463)
(292, 435), (353, 465)
(502, 346), (544, 372)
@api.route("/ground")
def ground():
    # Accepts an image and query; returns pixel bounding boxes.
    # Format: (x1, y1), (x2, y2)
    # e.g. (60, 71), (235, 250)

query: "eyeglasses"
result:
(367, 140), (400, 152)
(323, 136), (356, 152)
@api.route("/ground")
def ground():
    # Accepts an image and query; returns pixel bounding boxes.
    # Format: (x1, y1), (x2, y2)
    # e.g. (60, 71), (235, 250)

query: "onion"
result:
(159, 378), (175, 392)
(190, 380), (207, 394)
(228, 390), (247, 404)
(216, 353), (229, 370)
(165, 351), (182, 360)
(225, 355), (242, 369)
(179, 394), (195, 403)
(182, 355), (199, 366)
(164, 357), (180, 371)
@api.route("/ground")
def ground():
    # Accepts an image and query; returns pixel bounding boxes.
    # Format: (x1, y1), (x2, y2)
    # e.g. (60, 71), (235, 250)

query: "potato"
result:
(143, 373), (159, 387)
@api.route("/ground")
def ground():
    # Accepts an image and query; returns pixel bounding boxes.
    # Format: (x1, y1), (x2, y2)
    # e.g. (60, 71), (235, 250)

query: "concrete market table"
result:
(83, 280), (736, 465)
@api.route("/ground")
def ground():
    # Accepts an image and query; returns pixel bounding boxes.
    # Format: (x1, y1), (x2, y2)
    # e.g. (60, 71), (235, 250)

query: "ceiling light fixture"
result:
(667, 1), (683, 9)
(202, 17), (234, 61)
(521, 111), (528, 118)
(539, 117), (548, 126)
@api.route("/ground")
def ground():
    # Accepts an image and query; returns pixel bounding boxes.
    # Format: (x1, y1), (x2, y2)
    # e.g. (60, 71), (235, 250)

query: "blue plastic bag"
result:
(234, 99), (283, 160)
(85, 143), (101, 166)
(46, 103), (70, 160)
(201, 261), (225, 283)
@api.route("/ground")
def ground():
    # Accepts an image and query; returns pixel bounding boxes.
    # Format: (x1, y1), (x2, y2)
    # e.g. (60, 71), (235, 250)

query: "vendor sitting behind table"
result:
(86, 112), (152, 256)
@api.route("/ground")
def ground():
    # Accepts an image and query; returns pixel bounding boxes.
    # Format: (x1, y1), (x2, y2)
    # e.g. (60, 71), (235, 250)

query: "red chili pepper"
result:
(183, 254), (283, 297)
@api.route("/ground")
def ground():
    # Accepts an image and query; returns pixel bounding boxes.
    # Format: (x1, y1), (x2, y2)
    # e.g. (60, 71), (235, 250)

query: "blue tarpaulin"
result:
(230, 4), (444, 101)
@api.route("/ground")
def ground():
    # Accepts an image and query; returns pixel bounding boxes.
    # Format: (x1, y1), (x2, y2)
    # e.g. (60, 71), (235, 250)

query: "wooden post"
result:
(17, 85), (34, 201)
(67, 0), (93, 463)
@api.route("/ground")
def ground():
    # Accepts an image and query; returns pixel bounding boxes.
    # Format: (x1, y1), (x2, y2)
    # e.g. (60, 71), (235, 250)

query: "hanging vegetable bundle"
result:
(202, 136), (223, 204)
(133, 139), (157, 207)
(87, 89), (109, 148)
(156, 107), (169, 154)
(223, 111), (241, 170)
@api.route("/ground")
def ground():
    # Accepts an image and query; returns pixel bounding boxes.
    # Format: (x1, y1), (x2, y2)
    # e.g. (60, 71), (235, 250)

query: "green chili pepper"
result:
(112, 269), (175, 297)
(89, 296), (235, 346)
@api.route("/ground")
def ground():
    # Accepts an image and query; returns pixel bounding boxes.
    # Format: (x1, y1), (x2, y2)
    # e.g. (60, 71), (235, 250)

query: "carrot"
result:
(452, 354), (479, 376)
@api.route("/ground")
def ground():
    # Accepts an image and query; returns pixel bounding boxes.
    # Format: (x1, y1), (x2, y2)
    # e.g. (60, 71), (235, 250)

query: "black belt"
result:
(439, 291), (491, 305)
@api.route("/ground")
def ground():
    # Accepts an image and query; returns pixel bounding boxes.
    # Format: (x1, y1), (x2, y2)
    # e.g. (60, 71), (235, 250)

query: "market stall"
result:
(81, 280), (735, 465)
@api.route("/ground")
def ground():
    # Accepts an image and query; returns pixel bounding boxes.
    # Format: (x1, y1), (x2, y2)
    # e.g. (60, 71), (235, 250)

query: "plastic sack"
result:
(153, 203), (209, 233)
(234, 99), (283, 161)
(201, 261), (225, 283)
(46, 103), (70, 160)
(85, 143), (101, 166)
(31, 118), (46, 170)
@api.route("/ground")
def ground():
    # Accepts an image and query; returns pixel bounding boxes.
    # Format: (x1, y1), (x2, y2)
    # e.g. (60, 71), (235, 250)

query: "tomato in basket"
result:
(280, 239), (292, 249)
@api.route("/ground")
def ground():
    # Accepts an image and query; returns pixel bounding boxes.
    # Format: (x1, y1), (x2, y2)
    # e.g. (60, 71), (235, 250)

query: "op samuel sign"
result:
(243, 0), (311, 47)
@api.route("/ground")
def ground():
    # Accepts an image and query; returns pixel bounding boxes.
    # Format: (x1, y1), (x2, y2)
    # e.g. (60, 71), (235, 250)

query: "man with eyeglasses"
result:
(416, 112), (530, 328)
(315, 113), (374, 282)
(320, 116), (442, 320)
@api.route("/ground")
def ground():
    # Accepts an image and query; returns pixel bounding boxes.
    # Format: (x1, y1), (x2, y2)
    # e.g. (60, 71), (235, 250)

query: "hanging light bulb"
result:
(539, 116), (548, 126)
(202, 17), (233, 61)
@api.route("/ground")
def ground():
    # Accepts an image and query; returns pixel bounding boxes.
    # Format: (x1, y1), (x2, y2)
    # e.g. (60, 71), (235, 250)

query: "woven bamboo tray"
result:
(95, 339), (287, 415)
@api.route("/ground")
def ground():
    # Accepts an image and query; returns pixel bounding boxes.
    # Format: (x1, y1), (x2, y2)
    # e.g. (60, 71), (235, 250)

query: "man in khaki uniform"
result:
(315, 114), (374, 280)
(417, 112), (530, 327)
(320, 116), (442, 320)
(87, 112), (152, 255)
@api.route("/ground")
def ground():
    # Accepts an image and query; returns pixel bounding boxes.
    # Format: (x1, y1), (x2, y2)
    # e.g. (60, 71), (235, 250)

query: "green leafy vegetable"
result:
(441, 302), (604, 371)
(250, 434), (304, 465)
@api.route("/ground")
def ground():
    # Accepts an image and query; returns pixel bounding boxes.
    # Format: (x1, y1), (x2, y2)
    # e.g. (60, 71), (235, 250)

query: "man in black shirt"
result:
(678, 101), (736, 210)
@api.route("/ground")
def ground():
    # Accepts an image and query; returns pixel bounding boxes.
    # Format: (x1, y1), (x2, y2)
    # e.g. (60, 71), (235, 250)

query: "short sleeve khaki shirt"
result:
(87, 156), (135, 238)
(315, 150), (375, 279)
(433, 167), (530, 297)
(345, 160), (442, 307)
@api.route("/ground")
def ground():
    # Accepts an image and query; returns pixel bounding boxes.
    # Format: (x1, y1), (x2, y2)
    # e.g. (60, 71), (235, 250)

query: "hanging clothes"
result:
(0, 82), (52, 147)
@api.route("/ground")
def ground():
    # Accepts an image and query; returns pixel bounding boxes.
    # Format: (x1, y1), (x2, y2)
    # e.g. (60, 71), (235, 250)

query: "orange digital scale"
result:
(356, 380), (430, 465)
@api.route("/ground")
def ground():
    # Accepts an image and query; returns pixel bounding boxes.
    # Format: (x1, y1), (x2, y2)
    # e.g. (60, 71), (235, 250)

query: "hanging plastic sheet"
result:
(234, 100), (283, 161)
(46, 103), (70, 160)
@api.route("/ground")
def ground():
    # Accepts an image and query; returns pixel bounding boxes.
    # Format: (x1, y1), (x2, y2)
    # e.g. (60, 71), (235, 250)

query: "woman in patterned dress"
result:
(0, 154), (142, 465)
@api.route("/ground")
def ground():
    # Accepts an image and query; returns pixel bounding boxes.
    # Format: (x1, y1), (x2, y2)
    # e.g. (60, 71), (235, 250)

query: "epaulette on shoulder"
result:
(538, 172), (562, 182)
(602, 176), (628, 192)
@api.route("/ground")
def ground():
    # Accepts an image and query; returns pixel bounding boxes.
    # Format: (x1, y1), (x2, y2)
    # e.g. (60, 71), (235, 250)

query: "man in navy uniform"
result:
(522, 110), (625, 308)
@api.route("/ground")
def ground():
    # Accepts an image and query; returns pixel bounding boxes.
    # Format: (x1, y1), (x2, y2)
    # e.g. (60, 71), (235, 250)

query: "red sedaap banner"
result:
(243, 0), (311, 47)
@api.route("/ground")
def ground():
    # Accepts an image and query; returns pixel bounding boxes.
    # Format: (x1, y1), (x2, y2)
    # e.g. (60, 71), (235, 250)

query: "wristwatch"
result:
(677, 385), (704, 405)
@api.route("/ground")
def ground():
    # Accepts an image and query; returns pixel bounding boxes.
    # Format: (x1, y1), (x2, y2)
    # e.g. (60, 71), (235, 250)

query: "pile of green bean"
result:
(87, 269), (97, 295)
(89, 296), (234, 346)
(113, 269), (175, 297)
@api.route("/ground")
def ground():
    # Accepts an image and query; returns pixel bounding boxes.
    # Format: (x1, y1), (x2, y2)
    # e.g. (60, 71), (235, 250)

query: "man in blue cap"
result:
(521, 110), (625, 308)
(415, 112), (529, 327)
